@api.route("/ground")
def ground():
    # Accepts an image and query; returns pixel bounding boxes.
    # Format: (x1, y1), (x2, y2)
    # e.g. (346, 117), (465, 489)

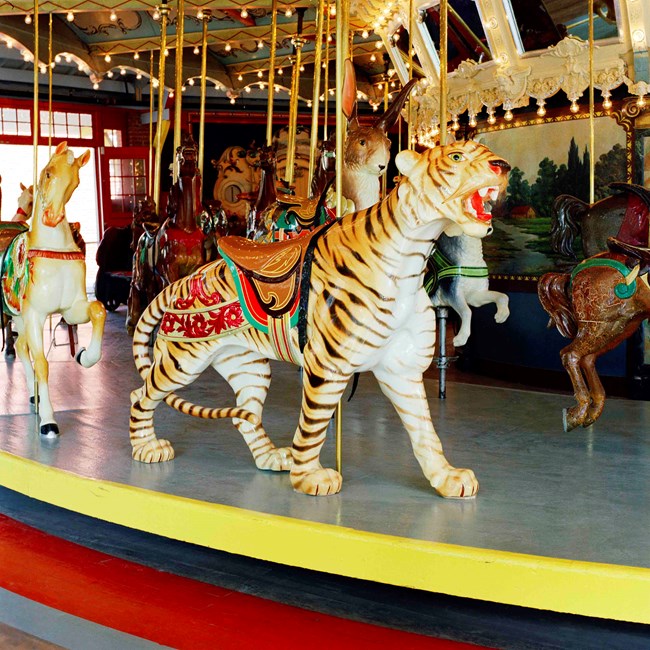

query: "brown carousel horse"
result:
(550, 183), (650, 259)
(127, 135), (207, 333)
(539, 184), (650, 431)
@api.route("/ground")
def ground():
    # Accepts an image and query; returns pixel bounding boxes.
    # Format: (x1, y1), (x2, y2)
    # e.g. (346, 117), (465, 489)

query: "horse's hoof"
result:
(40, 422), (60, 437)
(29, 396), (39, 408)
(562, 408), (577, 432)
(75, 347), (86, 365)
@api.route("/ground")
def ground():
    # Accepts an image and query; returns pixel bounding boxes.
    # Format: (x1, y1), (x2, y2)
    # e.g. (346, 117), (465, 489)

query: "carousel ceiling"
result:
(0, 0), (647, 125)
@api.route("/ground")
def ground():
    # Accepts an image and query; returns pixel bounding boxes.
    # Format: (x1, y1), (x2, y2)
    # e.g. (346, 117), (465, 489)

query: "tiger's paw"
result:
(431, 467), (478, 498)
(291, 467), (342, 496)
(255, 447), (293, 472)
(132, 439), (175, 463)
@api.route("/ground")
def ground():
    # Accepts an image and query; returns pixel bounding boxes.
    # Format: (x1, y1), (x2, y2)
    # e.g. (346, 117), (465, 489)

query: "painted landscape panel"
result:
(477, 115), (627, 277)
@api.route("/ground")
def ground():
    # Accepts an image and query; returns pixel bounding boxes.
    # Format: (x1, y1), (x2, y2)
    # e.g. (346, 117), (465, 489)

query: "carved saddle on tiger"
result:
(218, 223), (330, 362)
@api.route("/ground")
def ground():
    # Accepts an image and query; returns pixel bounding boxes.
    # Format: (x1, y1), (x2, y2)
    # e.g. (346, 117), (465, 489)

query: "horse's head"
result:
(16, 182), (34, 219)
(395, 140), (510, 239)
(177, 134), (198, 179)
(38, 142), (90, 228)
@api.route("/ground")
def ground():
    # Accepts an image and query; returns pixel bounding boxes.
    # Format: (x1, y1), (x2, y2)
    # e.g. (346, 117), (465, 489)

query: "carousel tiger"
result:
(130, 140), (510, 498)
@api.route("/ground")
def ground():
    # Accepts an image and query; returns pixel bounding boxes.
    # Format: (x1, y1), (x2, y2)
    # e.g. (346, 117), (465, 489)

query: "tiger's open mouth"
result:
(466, 186), (500, 223)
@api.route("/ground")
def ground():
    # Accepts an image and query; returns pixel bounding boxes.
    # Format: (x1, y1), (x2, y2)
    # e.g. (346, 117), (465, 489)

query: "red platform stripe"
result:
(0, 514), (492, 650)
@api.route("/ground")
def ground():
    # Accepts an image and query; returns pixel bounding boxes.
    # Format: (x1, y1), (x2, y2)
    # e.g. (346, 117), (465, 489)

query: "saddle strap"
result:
(571, 257), (637, 299)
(28, 249), (85, 261)
(268, 312), (301, 364)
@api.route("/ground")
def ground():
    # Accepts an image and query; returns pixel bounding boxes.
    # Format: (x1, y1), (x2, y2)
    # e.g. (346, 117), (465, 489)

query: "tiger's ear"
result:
(395, 150), (421, 177)
(55, 141), (68, 155)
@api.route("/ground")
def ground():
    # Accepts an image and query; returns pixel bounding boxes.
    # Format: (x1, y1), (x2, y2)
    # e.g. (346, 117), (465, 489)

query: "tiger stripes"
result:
(130, 140), (509, 497)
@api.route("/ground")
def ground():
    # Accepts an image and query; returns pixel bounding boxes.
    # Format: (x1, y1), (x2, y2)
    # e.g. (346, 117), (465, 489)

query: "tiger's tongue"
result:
(471, 191), (491, 222)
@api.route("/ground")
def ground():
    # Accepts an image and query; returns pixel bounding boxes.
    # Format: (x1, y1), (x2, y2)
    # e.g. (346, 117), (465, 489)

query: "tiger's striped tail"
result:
(131, 283), (259, 425)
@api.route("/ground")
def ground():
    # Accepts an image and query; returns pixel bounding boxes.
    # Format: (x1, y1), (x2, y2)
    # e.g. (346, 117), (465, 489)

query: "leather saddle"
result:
(218, 224), (325, 318)
(274, 194), (322, 230)
(607, 237), (650, 276)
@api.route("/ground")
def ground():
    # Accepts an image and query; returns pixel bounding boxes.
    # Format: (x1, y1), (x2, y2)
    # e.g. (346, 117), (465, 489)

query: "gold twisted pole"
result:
(148, 51), (154, 197)
(588, 0), (595, 204)
(439, 0), (448, 146)
(48, 12), (52, 155)
(323, 4), (330, 141)
(32, 0), (39, 194)
(285, 9), (306, 186)
(334, 0), (348, 475)
(266, 0), (279, 146)
(173, 0), (185, 182)
(308, 0), (325, 191)
(198, 9), (211, 179)
(407, 0), (414, 149)
(153, 3), (169, 209)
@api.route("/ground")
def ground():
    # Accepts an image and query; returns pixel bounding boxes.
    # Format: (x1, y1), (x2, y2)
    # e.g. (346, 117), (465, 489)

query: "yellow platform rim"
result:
(1, 449), (648, 624)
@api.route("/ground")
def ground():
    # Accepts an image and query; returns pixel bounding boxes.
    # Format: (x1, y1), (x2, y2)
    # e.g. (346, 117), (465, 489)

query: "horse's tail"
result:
(551, 195), (589, 259)
(537, 272), (577, 339)
(132, 282), (258, 425)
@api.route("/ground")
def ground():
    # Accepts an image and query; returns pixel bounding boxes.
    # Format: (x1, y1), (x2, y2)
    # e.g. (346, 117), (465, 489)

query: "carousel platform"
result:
(1, 310), (650, 630)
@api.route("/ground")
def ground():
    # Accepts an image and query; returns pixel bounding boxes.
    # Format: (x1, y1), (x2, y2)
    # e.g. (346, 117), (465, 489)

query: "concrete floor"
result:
(1, 308), (650, 569)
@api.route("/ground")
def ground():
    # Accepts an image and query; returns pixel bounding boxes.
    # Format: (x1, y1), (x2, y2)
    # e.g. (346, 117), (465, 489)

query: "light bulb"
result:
(169, 91), (174, 98)
(225, 42), (232, 52)
(257, 40), (264, 49)
(136, 72), (142, 79)
(110, 11), (117, 21)
(378, 82), (383, 90)
(277, 67), (283, 75)
(469, 115), (477, 127)
(637, 95), (646, 108)
(285, 7), (292, 17)
(134, 51), (140, 60)
(24, 14), (32, 24)
(307, 100), (312, 107)
(376, 41), (383, 49)
(258, 70), (263, 78)
(602, 97), (612, 110)
(55, 54), (62, 63)
(570, 100), (579, 113)
(153, 9), (160, 20)
(487, 113), (496, 125)
(237, 74), (243, 81)
(299, 64), (304, 72)
(93, 82), (99, 90)
(188, 77), (195, 85)
(230, 97), (236, 104)
(67, 11), (74, 22)
(182, 86), (186, 92)
(105, 53), (111, 62)
(537, 105), (546, 117)
(107, 70), (114, 78)
(370, 53), (376, 62)
(241, 8), (248, 18)
(120, 67), (126, 75)
(504, 109), (513, 121)
(193, 45), (200, 54)
(362, 30), (369, 38)
(245, 86), (251, 93)
(164, 48), (169, 56)
(197, 9), (203, 19)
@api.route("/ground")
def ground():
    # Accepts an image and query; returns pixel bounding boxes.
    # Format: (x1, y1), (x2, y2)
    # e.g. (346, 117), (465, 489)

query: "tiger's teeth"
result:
(478, 187), (489, 198)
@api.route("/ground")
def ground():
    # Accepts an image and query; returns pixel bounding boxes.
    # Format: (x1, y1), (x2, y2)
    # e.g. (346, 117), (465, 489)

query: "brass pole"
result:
(382, 79), (388, 196)
(153, 3), (169, 209)
(285, 10), (305, 186)
(173, 0), (185, 182)
(407, 0), (414, 149)
(308, 0), (325, 190)
(266, 0), (279, 146)
(323, 5), (330, 141)
(198, 9), (211, 180)
(439, 0), (448, 146)
(334, 0), (348, 475)
(32, 1), (39, 194)
(148, 50), (154, 197)
(588, 0), (595, 204)
(48, 12), (52, 155)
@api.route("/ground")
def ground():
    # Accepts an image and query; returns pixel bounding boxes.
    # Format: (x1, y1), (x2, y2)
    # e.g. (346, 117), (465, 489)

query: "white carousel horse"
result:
(427, 233), (509, 347)
(1, 142), (106, 436)
(11, 182), (33, 221)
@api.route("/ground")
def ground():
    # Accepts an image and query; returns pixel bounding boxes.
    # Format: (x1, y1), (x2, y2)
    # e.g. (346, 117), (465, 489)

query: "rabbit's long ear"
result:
(342, 58), (359, 128)
(374, 78), (417, 133)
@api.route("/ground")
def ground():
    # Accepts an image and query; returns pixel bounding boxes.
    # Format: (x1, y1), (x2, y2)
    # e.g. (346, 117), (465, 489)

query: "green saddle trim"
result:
(424, 246), (489, 295)
(571, 258), (637, 299)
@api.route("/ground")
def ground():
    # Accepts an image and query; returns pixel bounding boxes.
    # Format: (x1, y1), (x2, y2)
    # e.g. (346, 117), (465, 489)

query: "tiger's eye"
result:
(359, 139), (366, 146)
(448, 152), (465, 162)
